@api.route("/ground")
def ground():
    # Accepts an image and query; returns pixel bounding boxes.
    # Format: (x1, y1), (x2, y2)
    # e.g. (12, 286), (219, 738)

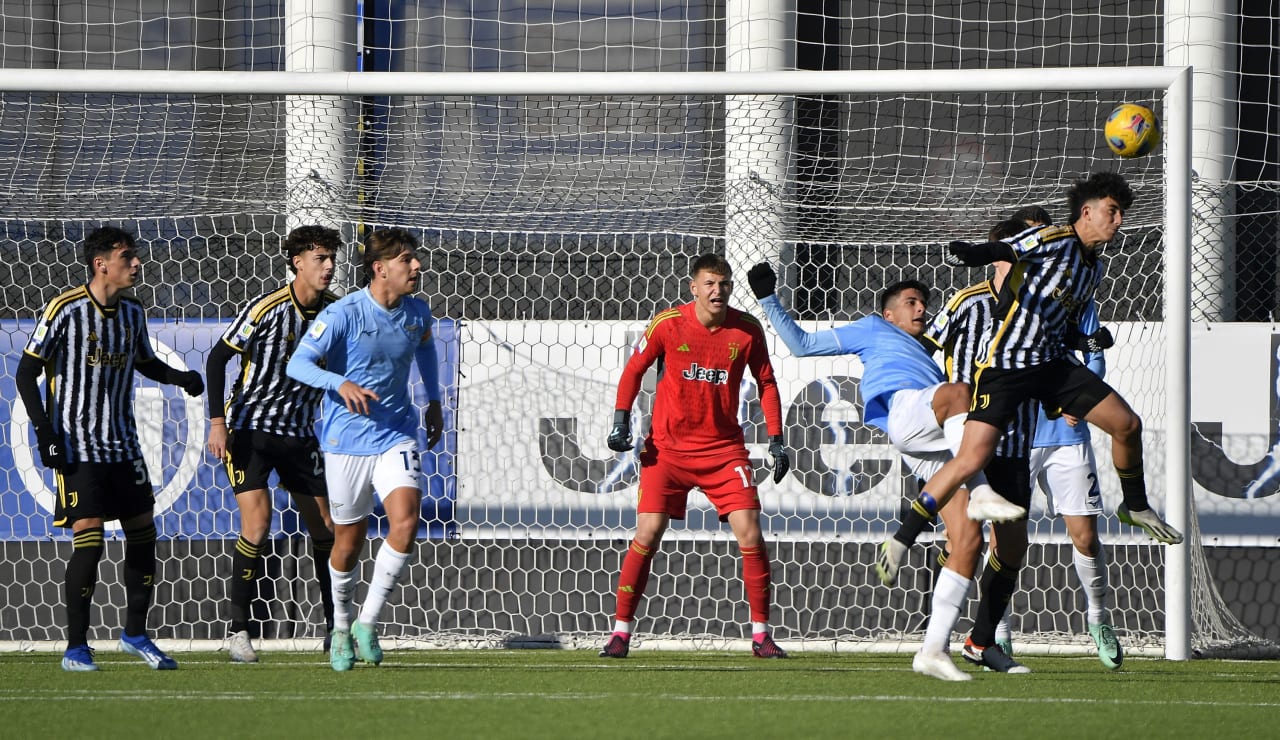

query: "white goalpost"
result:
(0, 64), (1249, 661)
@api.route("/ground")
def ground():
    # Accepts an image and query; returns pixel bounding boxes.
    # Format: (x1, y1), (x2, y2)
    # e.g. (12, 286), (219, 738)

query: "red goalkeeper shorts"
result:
(636, 444), (760, 521)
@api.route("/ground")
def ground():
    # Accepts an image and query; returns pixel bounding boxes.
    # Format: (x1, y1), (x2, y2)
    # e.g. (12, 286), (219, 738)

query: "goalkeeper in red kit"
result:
(599, 253), (790, 659)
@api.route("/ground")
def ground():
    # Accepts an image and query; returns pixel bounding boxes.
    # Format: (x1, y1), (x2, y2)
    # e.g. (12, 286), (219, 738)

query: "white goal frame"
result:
(0, 65), (1194, 659)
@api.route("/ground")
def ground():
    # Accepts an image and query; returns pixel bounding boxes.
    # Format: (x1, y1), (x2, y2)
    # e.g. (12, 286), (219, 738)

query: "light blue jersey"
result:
(760, 294), (945, 432)
(1033, 299), (1106, 449)
(287, 288), (440, 455)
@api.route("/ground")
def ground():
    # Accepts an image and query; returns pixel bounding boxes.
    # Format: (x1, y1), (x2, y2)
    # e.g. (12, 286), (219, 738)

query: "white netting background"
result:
(0, 87), (1247, 658)
(0, 0), (1275, 657)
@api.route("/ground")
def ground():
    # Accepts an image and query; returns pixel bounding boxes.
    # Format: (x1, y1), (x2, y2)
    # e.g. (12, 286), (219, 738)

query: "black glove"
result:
(768, 434), (789, 484)
(607, 409), (633, 452)
(177, 370), (205, 396)
(423, 401), (444, 451)
(34, 425), (67, 471)
(944, 241), (974, 267)
(746, 263), (777, 300)
(946, 240), (1015, 267)
(1064, 325), (1114, 353)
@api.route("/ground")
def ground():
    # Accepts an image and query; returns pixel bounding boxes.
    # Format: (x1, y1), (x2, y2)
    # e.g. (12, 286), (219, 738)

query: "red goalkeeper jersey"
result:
(615, 302), (783, 456)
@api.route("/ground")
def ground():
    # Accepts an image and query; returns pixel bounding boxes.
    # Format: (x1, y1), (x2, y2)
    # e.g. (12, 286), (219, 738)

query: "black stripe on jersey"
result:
(222, 285), (337, 437)
(933, 281), (997, 385)
(982, 230), (1105, 370)
(31, 287), (152, 463)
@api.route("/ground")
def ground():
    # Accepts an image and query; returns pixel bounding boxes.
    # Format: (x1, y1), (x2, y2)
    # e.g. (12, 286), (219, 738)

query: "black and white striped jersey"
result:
(925, 280), (997, 386)
(926, 280), (1035, 458)
(219, 284), (337, 437)
(23, 286), (157, 463)
(981, 224), (1106, 370)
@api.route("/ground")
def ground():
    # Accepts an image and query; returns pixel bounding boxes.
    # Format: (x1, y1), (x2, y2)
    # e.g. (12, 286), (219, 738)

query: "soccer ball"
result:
(1104, 103), (1161, 158)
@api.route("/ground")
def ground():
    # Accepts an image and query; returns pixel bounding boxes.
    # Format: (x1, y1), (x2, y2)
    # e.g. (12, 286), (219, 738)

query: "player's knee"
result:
(240, 514), (271, 543)
(1071, 529), (1100, 556)
(1108, 411), (1142, 447)
(386, 518), (417, 545)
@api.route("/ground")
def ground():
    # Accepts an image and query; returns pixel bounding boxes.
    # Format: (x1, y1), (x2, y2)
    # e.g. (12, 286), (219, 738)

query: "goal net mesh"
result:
(0, 83), (1273, 659)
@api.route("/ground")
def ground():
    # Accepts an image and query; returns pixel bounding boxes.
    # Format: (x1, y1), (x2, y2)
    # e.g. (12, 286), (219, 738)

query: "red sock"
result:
(613, 540), (655, 622)
(740, 544), (772, 624)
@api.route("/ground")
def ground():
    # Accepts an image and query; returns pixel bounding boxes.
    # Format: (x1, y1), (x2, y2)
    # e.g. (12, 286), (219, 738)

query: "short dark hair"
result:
(989, 218), (1031, 241)
(1010, 205), (1053, 226)
(880, 279), (930, 312)
(83, 225), (136, 268)
(283, 225), (343, 274)
(1067, 171), (1134, 222)
(362, 227), (420, 279)
(690, 253), (731, 278)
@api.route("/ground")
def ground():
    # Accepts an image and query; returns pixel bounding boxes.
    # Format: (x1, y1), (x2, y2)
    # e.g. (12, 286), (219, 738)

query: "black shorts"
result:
(968, 357), (1114, 430)
(985, 454), (1032, 513)
(54, 460), (155, 528)
(224, 429), (326, 498)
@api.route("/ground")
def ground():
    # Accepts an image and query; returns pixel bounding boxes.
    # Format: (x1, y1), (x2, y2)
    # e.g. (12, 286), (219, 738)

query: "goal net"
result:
(0, 66), (1271, 659)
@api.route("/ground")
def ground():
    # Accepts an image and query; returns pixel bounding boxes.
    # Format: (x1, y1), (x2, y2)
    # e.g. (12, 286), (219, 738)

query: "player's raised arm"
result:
(747, 263), (846, 357)
(945, 239), (1018, 267)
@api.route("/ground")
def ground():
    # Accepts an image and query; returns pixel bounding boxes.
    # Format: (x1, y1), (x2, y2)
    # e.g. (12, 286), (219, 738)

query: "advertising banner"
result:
(456, 320), (1280, 542)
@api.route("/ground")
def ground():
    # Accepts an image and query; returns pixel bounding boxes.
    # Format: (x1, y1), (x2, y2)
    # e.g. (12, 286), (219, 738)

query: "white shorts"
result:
(1029, 442), (1102, 517)
(887, 385), (950, 455)
(899, 450), (950, 482)
(324, 439), (422, 525)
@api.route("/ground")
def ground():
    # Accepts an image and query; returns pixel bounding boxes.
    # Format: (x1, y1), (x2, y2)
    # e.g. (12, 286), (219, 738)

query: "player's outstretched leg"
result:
(1116, 504), (1183, 544)
(875, 538), (910, 586)
(966, 486), (1027, 522)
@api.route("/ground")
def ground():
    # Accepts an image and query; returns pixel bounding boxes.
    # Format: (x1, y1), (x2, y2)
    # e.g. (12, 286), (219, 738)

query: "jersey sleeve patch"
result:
(307, 319), (327, 340)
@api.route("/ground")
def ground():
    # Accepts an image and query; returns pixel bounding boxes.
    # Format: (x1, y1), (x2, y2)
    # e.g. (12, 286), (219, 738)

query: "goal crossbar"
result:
(0, 66), (1189, 97)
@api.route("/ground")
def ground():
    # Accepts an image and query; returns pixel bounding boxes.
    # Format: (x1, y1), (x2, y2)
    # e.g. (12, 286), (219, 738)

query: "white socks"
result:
(1073, 546), (1110, 625)
(329, 564), (355, 632)
(357, 543), (413, 627)
(923, 567), (973, 654)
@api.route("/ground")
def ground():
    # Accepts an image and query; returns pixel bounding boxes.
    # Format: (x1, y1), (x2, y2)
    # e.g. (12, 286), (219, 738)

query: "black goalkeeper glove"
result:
(607, 409), (633, 452)
(768, 434), (790, 484)
(1064, 325), (1114, 353)
(176, 370), (205, 396)
(746, 263), (777, 300)
(34, 425), (67, 471)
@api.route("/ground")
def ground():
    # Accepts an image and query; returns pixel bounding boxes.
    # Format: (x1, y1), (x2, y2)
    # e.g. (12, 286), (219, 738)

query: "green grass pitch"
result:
(4, 649), (1279, 738)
